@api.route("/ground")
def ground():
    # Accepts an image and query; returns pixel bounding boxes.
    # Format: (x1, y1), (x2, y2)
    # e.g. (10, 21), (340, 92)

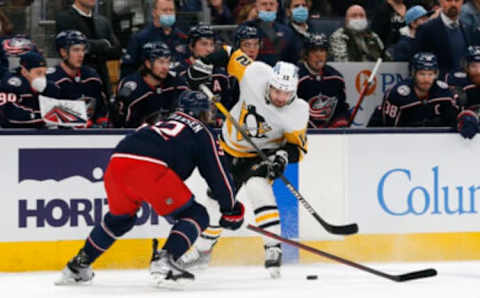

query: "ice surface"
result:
(1, 261), (478, 298)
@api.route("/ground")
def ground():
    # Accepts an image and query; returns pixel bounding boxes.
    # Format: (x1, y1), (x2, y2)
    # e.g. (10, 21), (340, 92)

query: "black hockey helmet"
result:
(234, 25), (260, 48)
(2, 36), (36, 57)
(142, 41), (171, 62)
(188, 25), (215, 46)
(55, 30), (89, 53)
(409, 52), (438, 74)
(304, 33), (329, 53)
(177, 90), (210, 118)
(466, 46), (480, 64)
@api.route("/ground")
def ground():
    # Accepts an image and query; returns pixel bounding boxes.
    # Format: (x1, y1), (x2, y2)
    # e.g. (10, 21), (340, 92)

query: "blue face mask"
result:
(258, 10), (277, 22)
(292, 6), (309, 23)
(159, 14), (176, 27)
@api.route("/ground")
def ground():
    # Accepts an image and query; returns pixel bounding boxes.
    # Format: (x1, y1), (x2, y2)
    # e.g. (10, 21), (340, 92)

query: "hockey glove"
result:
(187, 59), (213, 90)
(267, 150), (288, 180)
(220, 201), (245, 230)
(457, 110), (479, 139)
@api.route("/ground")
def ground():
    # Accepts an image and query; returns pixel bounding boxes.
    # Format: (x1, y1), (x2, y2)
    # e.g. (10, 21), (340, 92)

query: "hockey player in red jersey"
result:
(55, 90), (244, 288)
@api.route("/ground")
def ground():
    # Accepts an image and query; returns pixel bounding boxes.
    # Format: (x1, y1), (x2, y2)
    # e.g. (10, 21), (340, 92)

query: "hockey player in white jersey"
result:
(181, 46), (309, 278)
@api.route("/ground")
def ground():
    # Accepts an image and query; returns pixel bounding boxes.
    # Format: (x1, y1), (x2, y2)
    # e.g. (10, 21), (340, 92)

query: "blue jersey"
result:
(47, 65), (108, 125)
(115, 72), (189, 128)
(0, 71), (58, 128)
(120, 24), (188, 79)
(445, 70), (480, 114)
(368, 78), (458, 127)
(174, 58), (239, 120)
(113, 111), (236, 212)
(297, 62), (349, 128)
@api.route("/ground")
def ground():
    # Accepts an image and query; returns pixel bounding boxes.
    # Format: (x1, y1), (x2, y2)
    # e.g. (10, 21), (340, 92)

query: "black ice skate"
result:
(150, 250), (195, 289)
(55, 249), (94, 285)
(265, 244), (282, 279)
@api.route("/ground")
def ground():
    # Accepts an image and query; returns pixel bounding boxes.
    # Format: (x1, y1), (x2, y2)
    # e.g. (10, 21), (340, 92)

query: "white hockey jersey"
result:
(220, 49), (309, 159)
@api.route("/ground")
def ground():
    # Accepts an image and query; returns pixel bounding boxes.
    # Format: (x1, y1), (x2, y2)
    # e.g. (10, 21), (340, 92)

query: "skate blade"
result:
(152, 275), (194, 290)
(267, 267), (281, 279)
(54, 276), (92, 286)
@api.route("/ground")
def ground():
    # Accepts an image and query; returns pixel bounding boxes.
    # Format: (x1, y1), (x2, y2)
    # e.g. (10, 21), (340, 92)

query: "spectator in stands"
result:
(56, 0), (122, 97)
(329, 0), (382, 18)
(297, 34), (350, 128)
(0, 8), (13, 39)
(371, 0), (410, 49)
(415, 0), (474, 76)
(368, 52), (458, 127)
(235, 2), (257, 24)
(460, 0), (480, 28)
(113, 41), (188, 128)
(285, 0), (315, 63)
(241, 0), (296, 66)
(390, 5), (431, 61)
(234, 25), (261, 60)
(0, 51), (58, 128)
(330, 5), (390, 62)
(209, 0), (235, 25)
(120, 0), (188, 79)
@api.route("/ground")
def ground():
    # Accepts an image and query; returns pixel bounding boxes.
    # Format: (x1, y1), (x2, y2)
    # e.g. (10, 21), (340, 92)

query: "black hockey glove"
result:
(187, 59), (213, 90)
(220, 201), (245, 230)
(267, 150), (288, 180)
(457, 110), (479, 139)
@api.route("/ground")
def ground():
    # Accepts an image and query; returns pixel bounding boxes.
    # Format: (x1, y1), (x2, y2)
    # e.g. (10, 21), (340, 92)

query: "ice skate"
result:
(55, 249), (94, 285)
(177, 247), (212, 270)
(150, 250), (194, 289)
(265, 244), (282, 279)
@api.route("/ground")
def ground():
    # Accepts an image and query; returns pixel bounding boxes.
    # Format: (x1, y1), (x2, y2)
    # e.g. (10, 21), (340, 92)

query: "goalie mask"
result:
(266, 62), (299, 107)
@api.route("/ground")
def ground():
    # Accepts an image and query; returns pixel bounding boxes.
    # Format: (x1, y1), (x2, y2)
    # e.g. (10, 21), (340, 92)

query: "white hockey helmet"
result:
(266, 61), (299, 106)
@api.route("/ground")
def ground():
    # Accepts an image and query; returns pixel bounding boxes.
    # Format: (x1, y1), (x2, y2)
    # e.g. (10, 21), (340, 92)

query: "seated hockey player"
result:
(0, 50), (58, 128)
(48, 30), (109, 127)
(444, 45), (480, 139)
(180, 46), (309, 279)
(233, 25), (261, 61)
(297, 33), (350, 128)
(113, 41), (188, 128)
(55, 90), (244, 288)
(176, 25), (238, 122)
(368, 52), (458, 127)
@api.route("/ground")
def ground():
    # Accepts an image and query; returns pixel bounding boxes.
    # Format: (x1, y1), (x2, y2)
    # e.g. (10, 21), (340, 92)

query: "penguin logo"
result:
(237, 102), (272, 140)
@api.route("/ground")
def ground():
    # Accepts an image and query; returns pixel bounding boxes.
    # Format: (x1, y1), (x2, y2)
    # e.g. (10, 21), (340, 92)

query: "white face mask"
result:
(31, 77), (47, 93)
(348, 18), (368, 31)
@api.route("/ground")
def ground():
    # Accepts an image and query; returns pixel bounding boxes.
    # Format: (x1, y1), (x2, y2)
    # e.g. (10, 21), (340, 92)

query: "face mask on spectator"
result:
(159, 14), (176, 27)
(31, 76), (47, 93)
(348, 18), (368, 31)
(292, 6), (309, 23)
(258, 10), (277, 22)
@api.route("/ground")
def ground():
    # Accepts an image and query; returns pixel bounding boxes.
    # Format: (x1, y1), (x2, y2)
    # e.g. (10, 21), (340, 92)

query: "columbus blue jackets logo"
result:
(19, 148), (112, 182)
(308, 94), (338, 122)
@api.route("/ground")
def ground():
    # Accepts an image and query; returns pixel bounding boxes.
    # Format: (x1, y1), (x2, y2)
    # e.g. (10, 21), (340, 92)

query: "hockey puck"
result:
(306, 275), (318, 280)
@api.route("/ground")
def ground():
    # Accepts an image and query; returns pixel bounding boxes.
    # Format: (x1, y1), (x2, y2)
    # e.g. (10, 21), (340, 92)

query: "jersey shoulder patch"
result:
(454, 72), (467, 79)
(7, 76), (22, 87)
(436, 80), (448, 89)
(123, 81), (137, 91)
(396, 84), (411, 96)
(46, 67), (56, 75)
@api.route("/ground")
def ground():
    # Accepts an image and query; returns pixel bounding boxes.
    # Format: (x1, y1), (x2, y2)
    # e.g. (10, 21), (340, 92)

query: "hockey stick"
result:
(247, 224), (437, 282)
(200, 84), (358, 235)
(348, 58), (382, 126)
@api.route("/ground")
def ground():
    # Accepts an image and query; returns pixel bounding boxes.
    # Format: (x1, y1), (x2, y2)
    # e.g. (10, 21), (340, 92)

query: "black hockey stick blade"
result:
(247, 224), (437, 282)
(394, 268), (437, 282)
(321, 219), (358, 235)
